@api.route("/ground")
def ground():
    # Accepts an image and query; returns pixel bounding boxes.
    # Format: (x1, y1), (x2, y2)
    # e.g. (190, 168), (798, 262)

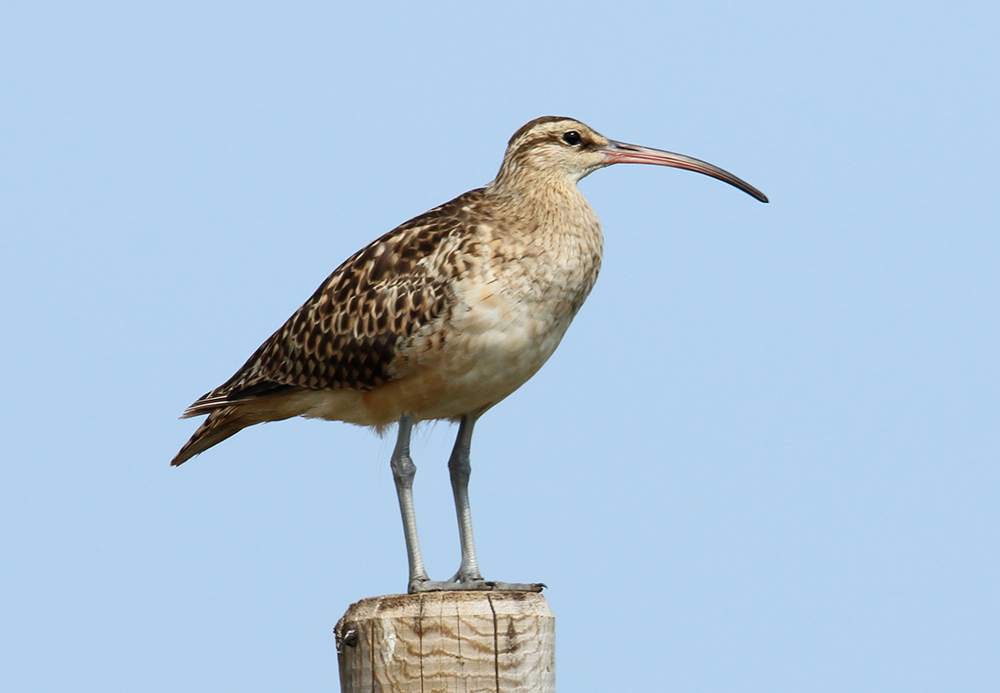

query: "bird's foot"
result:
(408, 577), (545, 594)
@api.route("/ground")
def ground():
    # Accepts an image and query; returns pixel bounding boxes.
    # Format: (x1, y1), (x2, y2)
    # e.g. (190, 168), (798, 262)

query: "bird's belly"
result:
(287, 299), (575, 429)
(299, 241), (599, 428)
(436, 314), (567, 414)
(365, 281), (578, 422)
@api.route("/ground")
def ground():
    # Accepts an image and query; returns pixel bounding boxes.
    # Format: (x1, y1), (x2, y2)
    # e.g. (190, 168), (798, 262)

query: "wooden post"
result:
(335, 591), (555, 692)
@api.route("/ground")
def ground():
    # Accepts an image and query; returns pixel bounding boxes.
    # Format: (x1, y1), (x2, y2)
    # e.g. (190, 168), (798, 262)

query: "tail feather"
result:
(172, 386), (357, 466)
(172, 406), (265, 466)
(179, 396), (229, 419)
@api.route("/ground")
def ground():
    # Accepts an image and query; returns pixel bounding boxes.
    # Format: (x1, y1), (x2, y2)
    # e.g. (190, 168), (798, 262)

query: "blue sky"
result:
(2, 1), (998, 691)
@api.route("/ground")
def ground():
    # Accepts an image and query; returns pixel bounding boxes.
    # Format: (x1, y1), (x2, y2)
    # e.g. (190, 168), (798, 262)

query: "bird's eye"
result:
(562, 131), (582, 146)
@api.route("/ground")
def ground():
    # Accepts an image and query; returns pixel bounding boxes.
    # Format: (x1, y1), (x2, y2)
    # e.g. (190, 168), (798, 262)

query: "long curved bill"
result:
(602, 140), (768, 203)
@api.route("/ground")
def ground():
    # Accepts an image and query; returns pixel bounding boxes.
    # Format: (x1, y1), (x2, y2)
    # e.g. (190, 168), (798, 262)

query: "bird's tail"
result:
(171, 406), (265, 466)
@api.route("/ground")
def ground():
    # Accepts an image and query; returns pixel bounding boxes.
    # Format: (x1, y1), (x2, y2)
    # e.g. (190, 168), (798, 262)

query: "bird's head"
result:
(492, 116), (768, 203)
(493, 117), (611, 189)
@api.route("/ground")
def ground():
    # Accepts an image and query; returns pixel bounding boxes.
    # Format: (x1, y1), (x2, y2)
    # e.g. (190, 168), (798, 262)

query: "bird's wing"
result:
(182, 189), (489, 417)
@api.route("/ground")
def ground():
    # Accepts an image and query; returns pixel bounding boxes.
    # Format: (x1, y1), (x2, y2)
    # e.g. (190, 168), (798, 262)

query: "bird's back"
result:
(172, 182), (603, 465)
(172, 117), (632, 466)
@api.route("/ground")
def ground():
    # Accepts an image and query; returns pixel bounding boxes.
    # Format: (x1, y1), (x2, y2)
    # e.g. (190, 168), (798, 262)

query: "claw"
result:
(408, 578), (545, 594)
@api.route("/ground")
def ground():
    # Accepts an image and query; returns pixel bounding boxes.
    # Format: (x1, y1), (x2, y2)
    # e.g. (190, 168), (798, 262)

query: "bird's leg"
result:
(390, 415), (431, 592)
(410, 414), (544, 594)
(447, 413), (484, 583)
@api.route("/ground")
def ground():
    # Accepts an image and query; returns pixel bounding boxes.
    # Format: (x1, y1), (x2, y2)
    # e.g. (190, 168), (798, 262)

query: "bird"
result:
(172, 116), (768, 593)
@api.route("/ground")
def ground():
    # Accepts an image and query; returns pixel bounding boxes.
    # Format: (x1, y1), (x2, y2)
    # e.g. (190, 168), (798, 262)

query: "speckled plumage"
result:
(173, 118), (610, 465)
(173, 117), (768, 470)
(172, 115), (767, 592)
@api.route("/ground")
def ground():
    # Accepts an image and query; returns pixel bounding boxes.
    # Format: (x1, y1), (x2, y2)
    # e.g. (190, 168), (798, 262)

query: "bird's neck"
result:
(482, 173), (603, 318)
(487, 174), (599, 240)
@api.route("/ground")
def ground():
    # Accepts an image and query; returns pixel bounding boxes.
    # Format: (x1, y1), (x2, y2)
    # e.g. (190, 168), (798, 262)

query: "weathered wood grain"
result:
(335, 591), (555, 692)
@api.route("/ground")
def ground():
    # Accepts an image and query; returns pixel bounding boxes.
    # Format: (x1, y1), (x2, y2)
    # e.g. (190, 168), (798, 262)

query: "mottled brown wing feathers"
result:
(182, 189), (489, 417)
